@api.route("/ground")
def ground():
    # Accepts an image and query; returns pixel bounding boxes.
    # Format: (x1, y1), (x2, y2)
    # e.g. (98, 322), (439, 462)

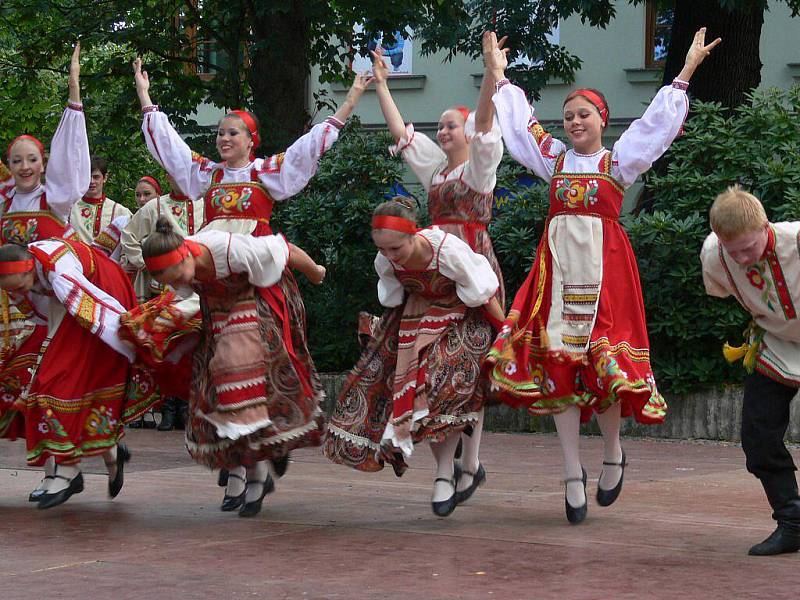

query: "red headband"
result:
(138, 176), (162, 196)
(230, 110), (260, 161)
(371, 215), (418, 235)
(565, 89), (608, 126)
(144, 243), (189, 272)
(0, 259), (34, 274)
(144, 240), (202, 272)
(7, 135), (45, 160)
(453, 106), (471, 123)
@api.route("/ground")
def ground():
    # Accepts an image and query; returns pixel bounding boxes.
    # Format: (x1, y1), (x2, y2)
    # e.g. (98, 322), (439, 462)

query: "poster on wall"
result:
(352, 25), (413, 76)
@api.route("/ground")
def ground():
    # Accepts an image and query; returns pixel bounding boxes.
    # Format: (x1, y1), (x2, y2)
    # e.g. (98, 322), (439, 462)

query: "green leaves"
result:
(628, 86), (800, 393)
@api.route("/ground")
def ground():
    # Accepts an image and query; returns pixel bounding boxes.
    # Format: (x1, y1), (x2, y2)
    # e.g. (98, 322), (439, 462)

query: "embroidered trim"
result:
(141, 105), (159, 114)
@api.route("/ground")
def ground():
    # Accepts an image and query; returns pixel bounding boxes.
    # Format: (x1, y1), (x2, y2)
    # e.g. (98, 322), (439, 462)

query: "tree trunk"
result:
(661, 0), (764, 108)
(247, 2), (311, 155)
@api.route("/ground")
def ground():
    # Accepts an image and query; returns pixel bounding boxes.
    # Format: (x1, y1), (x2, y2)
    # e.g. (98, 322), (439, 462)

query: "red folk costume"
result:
(324, 227), (499, 473)
(485, 79), (690, 423)
(391, 118), (505, 306)
(131, 106), (344, 464)
(15, 238), (148, 466)
(0, 104), (88, 440)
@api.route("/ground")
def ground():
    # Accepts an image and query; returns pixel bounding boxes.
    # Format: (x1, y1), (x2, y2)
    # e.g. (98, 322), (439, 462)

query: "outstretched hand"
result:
(69, 41), (81, 88)
(133, 57), (150, 94)
(346, 72), (374, 104)
(684, 27), (721, 71)
(370, 48), (390, 85)
(482, 31), (509, 78)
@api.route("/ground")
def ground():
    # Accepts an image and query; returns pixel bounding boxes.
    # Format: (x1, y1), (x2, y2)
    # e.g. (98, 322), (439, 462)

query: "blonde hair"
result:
(709, 185), (768, 240)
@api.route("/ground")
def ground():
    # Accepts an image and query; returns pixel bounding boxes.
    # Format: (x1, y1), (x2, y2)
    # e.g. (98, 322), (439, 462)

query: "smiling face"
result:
(563, 96), (604, 153)
(87, 169), (108, 199)
(216, 116), (253, 165)
(0, 271), (35, 295)
(7, 139), (44, 193)
(436, 109), (469, 156)
(372, 228), (415, 266)
(135, 180), (159, 208)
(719, 226), (769, 266)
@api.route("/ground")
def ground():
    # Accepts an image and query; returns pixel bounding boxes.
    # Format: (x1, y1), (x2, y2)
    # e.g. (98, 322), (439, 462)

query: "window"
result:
(645, 2), (674, 68)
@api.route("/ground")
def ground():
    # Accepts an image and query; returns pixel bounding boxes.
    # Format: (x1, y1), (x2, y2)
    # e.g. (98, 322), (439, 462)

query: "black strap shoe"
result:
(28, 476), (55, 502)
(455, 463), (486, 505)
(37, 471), (84, 510)
(431, 477), (457, 517)
(105, 444), (132, 499)
(238, 474), (275, 518)
(748, 522), (800, 556)
(272, 453), (290, 478)
(596, 449), (626, 507)
(565, 468), (588, 525)
(221, 472), (247, 512)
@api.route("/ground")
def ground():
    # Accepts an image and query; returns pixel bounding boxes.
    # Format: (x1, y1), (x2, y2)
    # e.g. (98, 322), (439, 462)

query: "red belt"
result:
(432, 220), (488, 249)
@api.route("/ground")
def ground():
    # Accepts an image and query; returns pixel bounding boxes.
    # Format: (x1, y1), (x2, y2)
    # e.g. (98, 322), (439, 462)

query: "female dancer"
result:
(324, 199), (502, 516)
(482, 30), (720, 523)
(132, 58), (367, 510)
(371, 40), (504, 502)
(0, 234), (142, 509)
(0, 43), (89, 502)
(136, 217), (324, 516)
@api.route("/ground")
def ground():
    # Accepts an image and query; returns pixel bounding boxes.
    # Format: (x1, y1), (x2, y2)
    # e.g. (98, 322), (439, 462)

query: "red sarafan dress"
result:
(0, 104), (88, 440)
(324, 227), (498, 473)
(391, 121), (506, 306)
(20, 238), (151, 466)
(485, 79), (690, 423)
(133, 107), (344, 461)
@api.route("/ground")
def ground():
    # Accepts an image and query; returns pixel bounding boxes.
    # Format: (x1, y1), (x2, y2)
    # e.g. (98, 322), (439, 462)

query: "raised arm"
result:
(475, 32), (506, 134)
(372, 48), (407, 142)
(332, 72), (372, 123)
(613, 28), (721, 187)
(485, 32), (563, 181)
(134, 58), (212, 200)
(44, 43), (90, 219)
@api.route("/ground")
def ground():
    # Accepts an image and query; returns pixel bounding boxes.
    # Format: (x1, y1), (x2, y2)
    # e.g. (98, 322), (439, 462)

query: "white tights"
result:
(456, 409), (484, 493)
(430, 432), (461, 502)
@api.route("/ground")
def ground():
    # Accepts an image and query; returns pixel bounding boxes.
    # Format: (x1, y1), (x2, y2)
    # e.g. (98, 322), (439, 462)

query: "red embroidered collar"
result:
(82, 194), (106, 205)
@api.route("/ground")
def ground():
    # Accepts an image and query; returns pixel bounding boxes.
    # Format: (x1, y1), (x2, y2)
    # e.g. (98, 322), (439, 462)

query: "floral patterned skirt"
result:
(485, 218), (666, 424)
(324, 303), (492, 474)
(185, 272), (324, 469)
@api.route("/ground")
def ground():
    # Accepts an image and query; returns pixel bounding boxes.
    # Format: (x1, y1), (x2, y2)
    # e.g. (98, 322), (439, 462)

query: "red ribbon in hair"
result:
(7, 135), (45, 160)
(371, 215), (418, 235)
(0, 259), (34, 275)
(565, 89), (609, 127)
(230, 110), (260, 161)
(453, 106), (471, 123)
(138, 176), (163, 196)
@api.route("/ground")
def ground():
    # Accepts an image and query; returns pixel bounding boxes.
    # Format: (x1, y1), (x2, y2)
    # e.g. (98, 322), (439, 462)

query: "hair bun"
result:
(154, 216), (174, 235)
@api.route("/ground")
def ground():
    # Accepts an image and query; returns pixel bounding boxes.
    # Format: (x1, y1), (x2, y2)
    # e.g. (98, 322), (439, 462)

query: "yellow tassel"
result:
(743, 343), (758, 372)
(722, 342), (749, 364)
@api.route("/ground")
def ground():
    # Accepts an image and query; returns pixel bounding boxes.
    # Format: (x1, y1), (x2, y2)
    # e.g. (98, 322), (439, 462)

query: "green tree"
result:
(0, 1), (618, 153)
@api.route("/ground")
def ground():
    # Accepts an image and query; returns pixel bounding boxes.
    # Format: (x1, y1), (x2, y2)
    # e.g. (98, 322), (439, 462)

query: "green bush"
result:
(626, 86), (800, 394)
(272, 118), (405, 372)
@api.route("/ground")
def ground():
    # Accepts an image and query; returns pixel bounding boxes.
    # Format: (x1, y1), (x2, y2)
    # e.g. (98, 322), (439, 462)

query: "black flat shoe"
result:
(221, 472), (247, 512)
(565, 468), (588, 525)
(38, 472), (84, 510)
(748, 523), (800, 556)
(107, 444), (132, 499)
(28, 476), (55, 502)
(238, 474), (275, 518)
(455, 463), (486, 505)
(272, 453), (290, 478)
(431, 477), (457, 517)
(217, 469), (229, 487)
(596, 449), (626, 507)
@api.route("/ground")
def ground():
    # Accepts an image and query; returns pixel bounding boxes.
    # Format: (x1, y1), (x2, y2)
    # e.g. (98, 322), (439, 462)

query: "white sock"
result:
(36, 457), (56, 493)
(49, 464), (80, 494)
(430, 432), (460, 502)
(553, 406), (585, 508)
(244, 461), (269, 503)
(226, 466), (246, 497)
(456, 409), (484, 493)
(596, 403), (624, 490)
